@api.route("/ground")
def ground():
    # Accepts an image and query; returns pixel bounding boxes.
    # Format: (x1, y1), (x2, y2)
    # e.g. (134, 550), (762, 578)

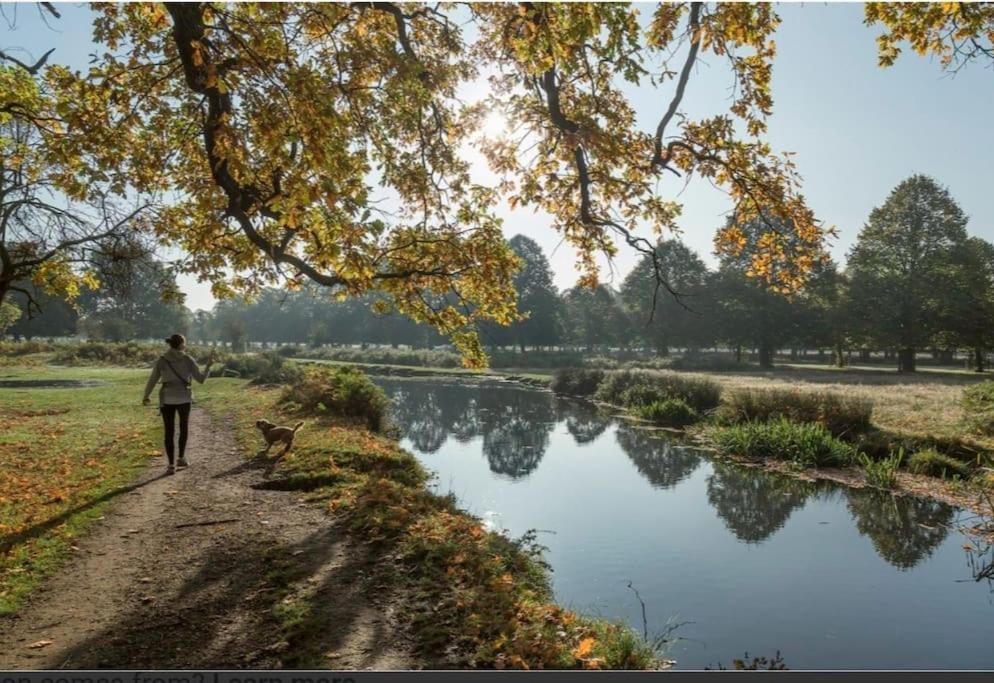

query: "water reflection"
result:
(615, 423), (701, 489)
(846, 489), (953, 569)
(707, 461), (816, 544)
(382, 378), (960, 566)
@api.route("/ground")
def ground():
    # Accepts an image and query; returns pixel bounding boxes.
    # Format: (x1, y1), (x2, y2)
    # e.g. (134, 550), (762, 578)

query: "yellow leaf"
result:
(573, 637), (595, 658)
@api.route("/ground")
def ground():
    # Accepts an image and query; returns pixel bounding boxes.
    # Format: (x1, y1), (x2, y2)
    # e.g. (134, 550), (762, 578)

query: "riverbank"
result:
(0, 361), (660, 669)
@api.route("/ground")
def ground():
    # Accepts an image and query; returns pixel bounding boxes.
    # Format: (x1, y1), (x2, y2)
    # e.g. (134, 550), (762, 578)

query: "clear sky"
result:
(3, 2), (992, 312)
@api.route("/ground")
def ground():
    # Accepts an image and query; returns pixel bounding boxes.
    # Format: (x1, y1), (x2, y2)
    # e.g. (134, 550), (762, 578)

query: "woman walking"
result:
(142, 334), (214, 474)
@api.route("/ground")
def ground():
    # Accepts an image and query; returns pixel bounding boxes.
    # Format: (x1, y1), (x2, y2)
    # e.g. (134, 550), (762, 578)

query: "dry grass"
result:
(673, 364), (992, 450)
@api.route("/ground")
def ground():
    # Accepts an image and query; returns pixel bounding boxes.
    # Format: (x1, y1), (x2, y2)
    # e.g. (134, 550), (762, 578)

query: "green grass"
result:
(595, 369), (722, 413)
(633, 398), (699, 428)
(859, 450), (903, 489)
(907, 448), (973, 480)
(0, 365), (188, 614)
(709, 418), (857, 469)
(721, 387), (873, 437)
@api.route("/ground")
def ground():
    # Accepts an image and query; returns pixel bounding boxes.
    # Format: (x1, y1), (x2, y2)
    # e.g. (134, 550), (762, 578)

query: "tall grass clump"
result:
(595, 369), (721, 413)
(907, 448), (972, 479)
(550, 368), (605, 397)
(711, 418), (857, 468)
(633, 398), (699, 428)
(962, 381), (994, 436)
(859, 449), (903, 489)
(280, 366), (390, 432)
(722, 387), (873, 437)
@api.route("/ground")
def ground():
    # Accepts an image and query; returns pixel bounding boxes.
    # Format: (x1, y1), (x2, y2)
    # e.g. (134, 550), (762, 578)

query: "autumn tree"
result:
(847, 175), (969, 372)
(24, 2), (831, 365)
(866, 2), (994, 71)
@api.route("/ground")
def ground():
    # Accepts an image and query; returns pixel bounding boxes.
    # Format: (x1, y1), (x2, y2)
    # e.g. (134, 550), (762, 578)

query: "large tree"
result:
(847, 175), (968, 372)
(939, 236), (994, 372)
(13, 2), (831, 365)
(620, 239), (712, 355)
(561, 284), (625, 353)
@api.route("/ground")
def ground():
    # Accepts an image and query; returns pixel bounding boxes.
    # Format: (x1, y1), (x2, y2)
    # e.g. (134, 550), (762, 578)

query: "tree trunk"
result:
(759, 345), (774, 369)
(939, 348), (955, 365)
(859, 349), (870, 363)
(735, 345), (742, 363)
(833, 343), (846, 368)
(898, 347), (916, 373)
(974, 347), (985, 373)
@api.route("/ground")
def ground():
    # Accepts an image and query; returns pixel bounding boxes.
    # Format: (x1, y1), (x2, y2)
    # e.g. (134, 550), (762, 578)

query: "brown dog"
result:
(255, 419), (304, 458)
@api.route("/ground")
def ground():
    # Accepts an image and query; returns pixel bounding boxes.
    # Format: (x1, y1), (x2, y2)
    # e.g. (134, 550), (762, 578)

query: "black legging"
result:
(161, 403), (191, 464)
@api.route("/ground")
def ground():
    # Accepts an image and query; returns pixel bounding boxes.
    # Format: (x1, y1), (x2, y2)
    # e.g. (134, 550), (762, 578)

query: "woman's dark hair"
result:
(166, 333), (186, 349)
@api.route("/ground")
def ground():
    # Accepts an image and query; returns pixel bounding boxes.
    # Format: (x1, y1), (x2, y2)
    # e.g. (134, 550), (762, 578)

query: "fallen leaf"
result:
(573, 637), (595, 658)
(27, 640), (53, 649)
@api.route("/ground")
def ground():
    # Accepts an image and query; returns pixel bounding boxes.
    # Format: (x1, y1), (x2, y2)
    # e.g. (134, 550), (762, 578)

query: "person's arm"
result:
(142, 361), (161, 404)
(189, 353), (213, 384)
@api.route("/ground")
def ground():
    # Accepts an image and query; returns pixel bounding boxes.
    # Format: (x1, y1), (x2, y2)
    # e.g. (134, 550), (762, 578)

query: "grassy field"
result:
(0, 366), (164, 614)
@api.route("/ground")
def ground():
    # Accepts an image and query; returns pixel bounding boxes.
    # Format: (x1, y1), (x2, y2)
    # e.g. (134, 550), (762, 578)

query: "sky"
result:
(3, 2), (993, 312)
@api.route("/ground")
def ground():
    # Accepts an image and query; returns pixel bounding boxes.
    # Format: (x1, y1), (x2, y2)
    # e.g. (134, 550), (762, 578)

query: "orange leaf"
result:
(573, 637), (595, 658)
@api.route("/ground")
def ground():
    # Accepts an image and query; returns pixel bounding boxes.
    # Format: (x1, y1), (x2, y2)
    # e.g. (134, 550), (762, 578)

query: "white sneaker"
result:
(177, 457), (189, 469)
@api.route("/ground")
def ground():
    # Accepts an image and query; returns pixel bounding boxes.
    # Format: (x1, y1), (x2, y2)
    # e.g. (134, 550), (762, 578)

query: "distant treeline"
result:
(6, 175), (993, 372)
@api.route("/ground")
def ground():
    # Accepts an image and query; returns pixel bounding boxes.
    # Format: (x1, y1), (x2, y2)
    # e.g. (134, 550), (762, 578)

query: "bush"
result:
(276, 345), (299, 357)
(908, 448), (972, 479)
(859, 449), (903, 489)
(550, 368), (605, 396)
(962, 381), (994, 436)
(0, 340), (58, 356)
(668, 353), (750, 372)
(304, 346), (464, 368)
(595, 369), (722, 412)
(220, 351), (304, 385)
(51, 341), (161, 366)
(634, 398), (699, 428)
(279, 366), (390, 432)
(722, 387), (873, 437)
(711, 418), (857, 468)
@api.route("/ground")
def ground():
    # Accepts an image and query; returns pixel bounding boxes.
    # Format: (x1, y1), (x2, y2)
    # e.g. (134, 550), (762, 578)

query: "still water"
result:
(377, 377), (993, 669)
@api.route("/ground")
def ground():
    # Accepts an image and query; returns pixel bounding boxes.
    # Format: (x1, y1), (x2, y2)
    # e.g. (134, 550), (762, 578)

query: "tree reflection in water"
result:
(706, 461), (815, 544)
(557, 397), (611, 444)
(615, 423), (701, 489)
(846, 489), (953, 570)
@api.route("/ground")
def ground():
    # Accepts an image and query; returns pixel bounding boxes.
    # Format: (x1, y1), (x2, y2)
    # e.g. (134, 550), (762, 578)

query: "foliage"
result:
(633, 398), (699, 428)
(847, 175), (969, 371)
(550, 368), (605, 397)
(711, 418), (857, 469)
(0, 366), (158, 614)
(279, 366), (391, 432)
(907, 448), (972, 480)
(50, 340), (162, 366)
(865, 3), (994, 70)
(0, 301), (22, 336)
(722, 387), (874, 437)
(859, 449), (903, 489)
(667, 353), (749, 372)
(220, 352), (305, 386)
(962, 381), (994, 436)
(595, 369), (722, 413)
(0, 340), (59, 357)
(305, 346), (463, 369)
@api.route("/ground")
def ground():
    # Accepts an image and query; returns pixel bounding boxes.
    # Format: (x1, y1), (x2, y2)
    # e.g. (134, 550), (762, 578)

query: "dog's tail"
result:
(293, 421), (305, 433)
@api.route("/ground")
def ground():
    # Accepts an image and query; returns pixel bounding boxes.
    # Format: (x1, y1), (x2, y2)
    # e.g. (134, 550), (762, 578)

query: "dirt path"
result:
(0, 409), (415, 669)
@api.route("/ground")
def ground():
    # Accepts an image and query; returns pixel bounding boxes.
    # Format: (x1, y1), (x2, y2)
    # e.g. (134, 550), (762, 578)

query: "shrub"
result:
(550, 368), (605, 396)
(595, 369), (721, 412)
(634, 398), (699, 428)
(0, 340), (58, 356)
(668, 353), (749, 372)
(304, 346), (464, 368)
(908, 448), (972, 479)
(722, 387), (873, 437)
(51, 341), (161, 366)
(276, 345), (299, 357)
(220, 351), (304, 385)
(859, 449), (903, 489)
(279, 366), (390, 432)
(962, 381), (994, 436)
(711, 418), (857, 468)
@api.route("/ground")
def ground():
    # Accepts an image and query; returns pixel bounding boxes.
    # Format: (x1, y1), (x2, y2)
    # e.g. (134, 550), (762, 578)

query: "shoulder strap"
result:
(160, 355), (192, 388)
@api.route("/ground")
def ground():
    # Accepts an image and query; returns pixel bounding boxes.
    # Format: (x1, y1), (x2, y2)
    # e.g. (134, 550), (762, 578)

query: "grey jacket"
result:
(143, 348), (210, 406)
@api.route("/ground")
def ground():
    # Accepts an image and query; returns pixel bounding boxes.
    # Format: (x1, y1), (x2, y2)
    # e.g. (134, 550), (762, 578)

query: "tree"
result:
(1, 21), (151, 315)
(621, 239), (712, 355)
(866, 3), (994, 71)
(847, 175), (968, 372)
(939, 237), (994, 372)
(561, 284), (625, 353)
(6, 283), (78, 339)
(0, 300), (20, 337)
(77, 241), (190, 341)
(482, 235), (561, 351)
(21, 3), (833, 364)
(792, 259), (850, 367)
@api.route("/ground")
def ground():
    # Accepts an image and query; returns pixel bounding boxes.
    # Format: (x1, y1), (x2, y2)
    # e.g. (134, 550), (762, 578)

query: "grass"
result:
(633, 398), (699, 428)
(907, 448), (973, 480)
(710, 418), (857, 469)
(962, 381), (994, 436)
(201, 378), (659, 669)
(0, 365), (170, 614)
(720, 387), (873, 437)
(859, 450), (904, 489)
(594, 369), (722, 413)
